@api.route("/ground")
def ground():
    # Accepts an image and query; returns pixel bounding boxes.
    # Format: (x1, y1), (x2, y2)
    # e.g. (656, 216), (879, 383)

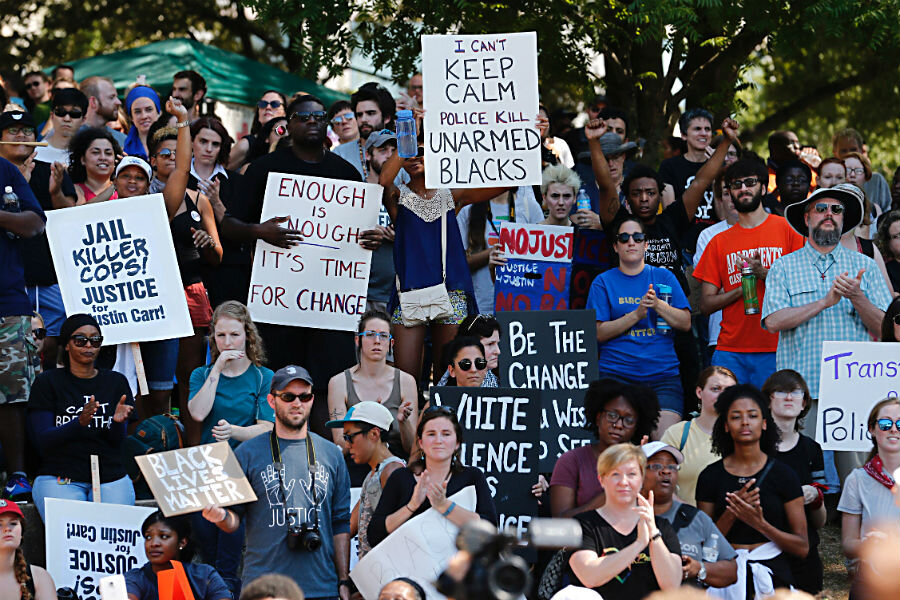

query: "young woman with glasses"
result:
(228, 90), (287, 170)
(27, 314), (136, 521)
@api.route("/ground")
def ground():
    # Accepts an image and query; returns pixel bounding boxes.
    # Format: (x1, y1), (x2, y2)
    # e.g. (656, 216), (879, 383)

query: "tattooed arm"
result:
(327, 372), (350, 450)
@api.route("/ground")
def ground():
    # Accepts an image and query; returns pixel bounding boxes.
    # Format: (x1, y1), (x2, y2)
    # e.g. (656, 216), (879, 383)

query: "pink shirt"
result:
(550, 444), (604, 507)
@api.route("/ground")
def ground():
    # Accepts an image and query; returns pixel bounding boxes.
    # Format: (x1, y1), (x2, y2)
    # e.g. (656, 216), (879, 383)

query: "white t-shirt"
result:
(32, 143), (70, 166)
(693, 220), (731, 347)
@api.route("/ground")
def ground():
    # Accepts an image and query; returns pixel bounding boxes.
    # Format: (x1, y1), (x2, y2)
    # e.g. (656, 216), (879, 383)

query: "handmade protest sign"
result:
(431, 387), (539, 534)
(248, 173), (382, 331)
(816, 341), (900, 451)
(497, 310), (599, 470)
(135, 442), (257, 516)
(45, 498), (156, 600)
(495, 222), (573, 311)
(569, 228), (611, 310)
(46, 194), (192, 346)
(422, 32), (540, 188)
(350, 486), (476, 600)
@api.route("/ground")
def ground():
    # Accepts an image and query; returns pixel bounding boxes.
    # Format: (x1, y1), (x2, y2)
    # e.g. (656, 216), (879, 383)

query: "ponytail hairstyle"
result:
(15, 547), (32, 600)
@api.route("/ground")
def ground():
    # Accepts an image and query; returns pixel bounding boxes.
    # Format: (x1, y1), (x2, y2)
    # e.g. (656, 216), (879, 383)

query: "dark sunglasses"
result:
(32, 328), (46, 340)
(425, 405), (455, 416)
(291, 111), (327, 123)
(26, 80), (43, 89)
(53, 107), (83, 119)
(877, 418), (900, 432)
(646, 463), (681, 472)
(456, 357), (487, 371)
(343, 427), (372, 444)
(156, 148), (175, 158)
(812, 202), (844, 215)
(727, 176), (760, 191)
(331, 113), (355, 124)
(274, 391), (314, 403)
(616, 232), (646, 243)
(257, 100), (283, 109)
(71, 334), (103, 348)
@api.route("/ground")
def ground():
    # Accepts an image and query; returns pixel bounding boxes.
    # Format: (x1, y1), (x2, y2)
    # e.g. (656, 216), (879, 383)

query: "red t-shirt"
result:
(693, 214), (805, 352)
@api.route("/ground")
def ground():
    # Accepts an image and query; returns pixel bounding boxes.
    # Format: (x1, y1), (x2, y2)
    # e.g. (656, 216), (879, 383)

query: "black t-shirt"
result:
(695, 457), (802, 546)
(27, 368), (134, 482)
(658, 155), (717, 254)
(569, 510), (681, 600)
(614, 201), (691, 294)
(887, 260), (900, 293)
(23, 161), (76, 286)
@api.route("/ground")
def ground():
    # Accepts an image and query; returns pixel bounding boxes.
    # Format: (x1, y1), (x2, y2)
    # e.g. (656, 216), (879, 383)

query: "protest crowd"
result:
(4, 30), (900, 600)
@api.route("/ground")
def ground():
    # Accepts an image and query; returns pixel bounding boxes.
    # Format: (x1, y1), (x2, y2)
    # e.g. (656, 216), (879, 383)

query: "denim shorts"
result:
(140, 337), (179, 391)
(599, 371), (684, 415)
(28, 284), (66, 337)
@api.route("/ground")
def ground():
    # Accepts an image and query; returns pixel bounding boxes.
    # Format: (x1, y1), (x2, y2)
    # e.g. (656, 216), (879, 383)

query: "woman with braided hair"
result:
(0, 500), (55, 600)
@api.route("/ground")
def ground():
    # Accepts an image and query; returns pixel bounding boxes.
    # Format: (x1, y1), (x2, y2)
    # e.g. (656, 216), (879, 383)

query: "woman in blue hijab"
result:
(124, 86), (161, 160)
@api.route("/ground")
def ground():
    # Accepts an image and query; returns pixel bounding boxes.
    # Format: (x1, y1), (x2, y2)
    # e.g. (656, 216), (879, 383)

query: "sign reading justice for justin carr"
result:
(422, 32), (541, 188)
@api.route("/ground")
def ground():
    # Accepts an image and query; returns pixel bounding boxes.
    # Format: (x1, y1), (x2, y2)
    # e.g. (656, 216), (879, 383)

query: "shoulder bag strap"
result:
(679, 420), (691, 452)
(441, 205), (447, 283)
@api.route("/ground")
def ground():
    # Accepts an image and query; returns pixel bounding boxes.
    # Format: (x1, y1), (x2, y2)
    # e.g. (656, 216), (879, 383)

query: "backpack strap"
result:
(671, 503), (699, 532)
(679, 420), (691, 452)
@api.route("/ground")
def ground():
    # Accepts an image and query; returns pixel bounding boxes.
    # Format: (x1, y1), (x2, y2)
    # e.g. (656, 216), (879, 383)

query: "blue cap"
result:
(396, 109), (413, 119)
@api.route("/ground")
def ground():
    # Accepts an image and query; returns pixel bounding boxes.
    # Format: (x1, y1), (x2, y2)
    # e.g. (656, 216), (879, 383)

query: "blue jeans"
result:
(711, 349), (776, 389)
(32, 474), (135, 521)
(600, 371), (684, 416)
(191, 511), (245, 597)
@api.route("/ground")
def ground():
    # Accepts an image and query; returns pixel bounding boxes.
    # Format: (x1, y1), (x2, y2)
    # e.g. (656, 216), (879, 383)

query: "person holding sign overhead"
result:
(27, 313), (136, 521)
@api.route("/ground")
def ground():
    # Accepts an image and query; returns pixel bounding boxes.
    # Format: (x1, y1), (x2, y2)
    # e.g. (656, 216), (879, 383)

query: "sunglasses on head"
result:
(71, 334), (103, 348)
(156, 148), (175, 158)
(424, 405), (455, 416)
(32, 328), (46, 340)
(53, 107), (83, 119)
(291, 111), (327, 123)
(616, 232), (646, 243)
(257, 100), (283, 109)
(5, 126), (35, 137)
(331, 114), (355, 124)
(877, 418), (900, 432)
(811, 202), (844, 215)
(727, 176), (760, 190)
(274, 391), (314, 403)
(456, 357), (487, 371)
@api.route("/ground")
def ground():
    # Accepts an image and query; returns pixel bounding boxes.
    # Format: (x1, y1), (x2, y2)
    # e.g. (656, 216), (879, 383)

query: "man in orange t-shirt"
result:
(694, 158), (805, 388)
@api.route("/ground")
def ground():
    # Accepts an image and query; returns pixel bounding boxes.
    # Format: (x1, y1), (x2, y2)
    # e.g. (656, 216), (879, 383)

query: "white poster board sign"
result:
(248, 173), (382, 331)
(816, 341), (900, 451)
(422, 32), (541, 188)
(350, 486), (476, 600)
(46, 194), (192, 345)
(498, 222), (574, 262)
(45, 498), (156, 600)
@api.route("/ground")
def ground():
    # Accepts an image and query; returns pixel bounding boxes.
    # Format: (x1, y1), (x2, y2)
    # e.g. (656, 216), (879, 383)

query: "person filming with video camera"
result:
(202, 365), (352, 600)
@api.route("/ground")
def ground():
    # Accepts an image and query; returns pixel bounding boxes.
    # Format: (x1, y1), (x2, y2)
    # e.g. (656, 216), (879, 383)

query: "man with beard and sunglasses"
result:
(693, 158), (805, 388)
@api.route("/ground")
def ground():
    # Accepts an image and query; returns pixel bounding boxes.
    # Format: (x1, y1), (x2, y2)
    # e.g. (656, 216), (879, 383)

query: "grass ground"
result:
(821, 522), (851, 600)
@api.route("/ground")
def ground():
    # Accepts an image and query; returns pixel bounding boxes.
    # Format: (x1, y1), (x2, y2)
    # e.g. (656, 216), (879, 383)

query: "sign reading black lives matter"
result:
(497, 310), (599, 471)
(135, 442), (257, 516)
(431, 387), (539, 536)
(46, 194), (193, 345)
(422, 32), (541, 188)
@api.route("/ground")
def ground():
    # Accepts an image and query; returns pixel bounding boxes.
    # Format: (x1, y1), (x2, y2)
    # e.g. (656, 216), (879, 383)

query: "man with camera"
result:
(203, 365), (352, 600)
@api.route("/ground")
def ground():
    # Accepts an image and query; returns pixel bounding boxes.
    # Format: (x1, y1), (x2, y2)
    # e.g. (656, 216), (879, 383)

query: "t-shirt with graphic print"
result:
(233, 431), (350, 597)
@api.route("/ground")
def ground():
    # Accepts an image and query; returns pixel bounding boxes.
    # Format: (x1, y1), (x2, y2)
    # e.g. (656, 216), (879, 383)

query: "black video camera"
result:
(286, 507), (322, 552)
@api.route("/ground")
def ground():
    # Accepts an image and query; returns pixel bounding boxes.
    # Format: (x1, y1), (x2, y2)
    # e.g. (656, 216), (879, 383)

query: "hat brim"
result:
(784, 187), (863, 237)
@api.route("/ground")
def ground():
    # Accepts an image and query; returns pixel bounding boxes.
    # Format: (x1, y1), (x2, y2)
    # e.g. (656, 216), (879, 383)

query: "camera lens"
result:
(487, 556), (531, 600)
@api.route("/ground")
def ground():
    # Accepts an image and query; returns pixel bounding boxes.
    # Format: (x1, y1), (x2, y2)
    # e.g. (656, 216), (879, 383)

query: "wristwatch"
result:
(175, 120), (190, 129)
(697, 564), (708, 585)
(339, 579), (354, 592)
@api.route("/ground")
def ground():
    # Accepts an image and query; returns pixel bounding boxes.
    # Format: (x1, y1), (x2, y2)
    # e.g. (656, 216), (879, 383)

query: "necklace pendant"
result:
(821, 273), (825, 280)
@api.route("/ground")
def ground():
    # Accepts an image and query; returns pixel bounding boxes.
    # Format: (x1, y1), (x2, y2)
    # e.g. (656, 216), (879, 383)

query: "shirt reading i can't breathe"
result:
(693, 215), (805, 352)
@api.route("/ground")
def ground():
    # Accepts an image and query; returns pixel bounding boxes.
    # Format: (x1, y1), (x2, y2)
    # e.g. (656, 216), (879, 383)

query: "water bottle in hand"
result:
(2, 186), (21, 240)
(396, 110), (418, 158)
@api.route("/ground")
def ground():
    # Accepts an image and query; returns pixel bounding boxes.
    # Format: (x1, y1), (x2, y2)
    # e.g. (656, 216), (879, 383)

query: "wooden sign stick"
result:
(131, 342), (149, 396)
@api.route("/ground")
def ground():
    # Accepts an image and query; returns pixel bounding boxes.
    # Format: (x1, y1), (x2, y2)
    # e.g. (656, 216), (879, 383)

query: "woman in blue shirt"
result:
(587, 216), (691, 437)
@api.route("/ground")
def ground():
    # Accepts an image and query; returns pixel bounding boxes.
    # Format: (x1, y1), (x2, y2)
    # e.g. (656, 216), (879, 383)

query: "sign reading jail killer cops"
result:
(135, 442), (257, 516)
(816, 341), (900, 451)
(248, 173), (382, 331)
(46, 194), (193, 345)
(495, 222), (573, 311)
(422, 31), (540, 188)
(45, 498), (156, 600)
(430, 386), (539, 534)
(497, 310), (599, 470)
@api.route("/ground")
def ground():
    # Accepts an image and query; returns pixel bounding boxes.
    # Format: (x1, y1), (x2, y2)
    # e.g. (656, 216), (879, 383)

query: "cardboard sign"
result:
(816, 341), (900, 451)
(248, 173), (382, 331)
(45, 498), (156, 600)
(135, 442), (257, 516)
(497, 222), (574, 263)
(430, 387), (540, 534)
(497, 310), (599, 470)
(350, 486), (476, 600)
(46, 194), (192, 346)
(422, 32), (541, 188)
(495, 259), (570, 312)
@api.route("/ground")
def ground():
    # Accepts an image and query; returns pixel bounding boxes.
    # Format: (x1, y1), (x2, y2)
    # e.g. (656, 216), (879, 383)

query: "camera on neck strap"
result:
(270, 430), (322, 552)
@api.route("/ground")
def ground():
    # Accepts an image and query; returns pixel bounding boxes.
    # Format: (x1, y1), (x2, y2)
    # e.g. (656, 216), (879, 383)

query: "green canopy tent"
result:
(66, 38), (347, 107)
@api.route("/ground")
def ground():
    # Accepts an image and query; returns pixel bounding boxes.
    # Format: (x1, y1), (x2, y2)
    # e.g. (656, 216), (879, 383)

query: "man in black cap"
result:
(32, 88), (87, 165)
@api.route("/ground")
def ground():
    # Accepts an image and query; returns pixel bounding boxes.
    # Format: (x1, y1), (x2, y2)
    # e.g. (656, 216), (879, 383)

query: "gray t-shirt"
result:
(838, 467), (900, 541)
(659, 499), (736, 562)
(234, 431), (351, 597)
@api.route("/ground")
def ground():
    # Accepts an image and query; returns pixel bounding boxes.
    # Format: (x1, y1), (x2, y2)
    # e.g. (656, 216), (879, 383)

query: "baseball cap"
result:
(115, 156), (152, 180)
(271, 365), (314, 392)
(0, 499), (25, 522)
(325, 401), (394, 431)
(641, 441), (684, 464)
(364, 129), (397, 153)
(51, 88), (88, 111)
(0, 110), (35, 132)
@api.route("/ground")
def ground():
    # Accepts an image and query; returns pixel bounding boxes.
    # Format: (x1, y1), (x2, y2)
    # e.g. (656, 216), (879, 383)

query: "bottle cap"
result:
(396, 109), (413, 119)
(3, 186), (11, 193)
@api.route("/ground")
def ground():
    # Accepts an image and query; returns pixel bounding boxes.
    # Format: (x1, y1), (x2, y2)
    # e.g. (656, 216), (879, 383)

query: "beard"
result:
(733, 189), (762, 213)
(812, 221), (842, 246)
(275, 405), (309, 432)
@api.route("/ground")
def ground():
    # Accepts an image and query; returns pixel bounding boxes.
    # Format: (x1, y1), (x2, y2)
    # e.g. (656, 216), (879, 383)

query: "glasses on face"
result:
(782, 177), (809, 186)
(456, 357), (487, 371)
(331, 113), (355, 125)
(274, 391), (314, 403)
(358, 330), (392, 341)
(812, 202), (844, 215)
(5, 126), (35, 137)
(157, 148), (175, 158)
(291, 111), (327, 123)
(603, 410), (636, 428)
(876, 418), (900, 432)
(343, 428), (372, 444)
(32, 328), (46, 340)
(771, 390), (804, 401)
(53, 108), (83, 119)
(616, 232), (646, 243)
(71, 334), (103, 348)
(26, 80), (43, 89)
(257, 100), (283, 109)
(727, 177), (760, 191)
(646, 463), (681, 473)
(847, 167), (866, 176)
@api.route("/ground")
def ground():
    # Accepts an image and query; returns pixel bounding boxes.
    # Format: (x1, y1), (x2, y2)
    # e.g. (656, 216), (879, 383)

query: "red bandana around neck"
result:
(864, 454), (895, 490)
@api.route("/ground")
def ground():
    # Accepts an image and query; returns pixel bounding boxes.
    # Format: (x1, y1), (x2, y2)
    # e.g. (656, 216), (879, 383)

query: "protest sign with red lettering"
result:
(248, 173), (382, 331)
(569, 229), (612, 310)
(497, 222), (573, 263)
(494, 222), (572, 311)
(422, 32), (540, 188)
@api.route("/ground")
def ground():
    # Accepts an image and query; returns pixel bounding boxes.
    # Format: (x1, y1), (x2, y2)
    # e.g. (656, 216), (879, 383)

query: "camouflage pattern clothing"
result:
(0, 315), (38, 404)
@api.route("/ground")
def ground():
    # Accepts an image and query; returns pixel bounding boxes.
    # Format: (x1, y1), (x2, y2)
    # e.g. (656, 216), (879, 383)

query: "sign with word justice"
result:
(248, 173), (382, 331)
(497, 310), (599, 470)
(816, 341), (900, 451)
(45, 498), (156, 600)
(46, 194), (192, 346)
(135, 442), (257, 516)
(422, 32), (540, 188)
(431, 387), (540, 533)
(495, 222), (573, 311)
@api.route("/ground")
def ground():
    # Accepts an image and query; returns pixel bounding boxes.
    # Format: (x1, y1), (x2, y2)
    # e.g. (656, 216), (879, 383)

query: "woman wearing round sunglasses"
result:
(444, 337), (488, 388)
(587, 216), (691, 438)
(839, 397), (900, 599)
(27, 314), (136, 521)
(326, 100), (359, 146)
(228, 90), (287, 170)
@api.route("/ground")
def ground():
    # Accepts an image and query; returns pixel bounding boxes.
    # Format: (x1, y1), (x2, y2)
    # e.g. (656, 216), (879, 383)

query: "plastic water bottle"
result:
(654, 283), (672, 333)
(741, 261), (760, 315)
(396, 109), (418, 158)
(2, 186), (20, 240)
(576, 188), (592, 211)
(702, 534), (719, 562)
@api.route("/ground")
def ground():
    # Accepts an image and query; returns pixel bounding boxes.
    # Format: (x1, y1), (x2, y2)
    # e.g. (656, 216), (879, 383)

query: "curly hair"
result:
(67, 127), (122, 184)
(209, 301), (266, 366)
(711, 384), (779, 457)
(761, 369), (812, 431)
(583, 378), (659, 443)
(15, 547), (31, 600)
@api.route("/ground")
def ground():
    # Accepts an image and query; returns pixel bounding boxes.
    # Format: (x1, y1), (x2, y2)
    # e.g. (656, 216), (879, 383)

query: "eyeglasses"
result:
(257, 100), (283, 109)
(646, 463), (681, 473)
(274, 391), (314, 403)
(456, 357), (487, 371)
(727, 177), (760, 190)
(331, 113), (355, 124)
(26, 81), (43, 89)
(358, 330), (392, 341)
(156, 148), (175, 158)
(771, 390), (804, 401)
(876, 418), (900, 432)
(616, 232), (646, 243)
(812, 202), (844, 215)
(847, 167), (866, 176)
(32, 328), (46, 340)
(291, 111), (327, 123)
(71, 334), (103, 348)
(53, 108), (83, 119)
(603, 410), (636, 428)
(4, 126), (35, 137)
(343, 427), (372, 444)
(782, 177), (809, 186)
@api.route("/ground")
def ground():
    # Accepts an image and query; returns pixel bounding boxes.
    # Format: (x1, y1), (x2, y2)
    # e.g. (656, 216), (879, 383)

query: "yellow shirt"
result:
(661, 420), (718, 506)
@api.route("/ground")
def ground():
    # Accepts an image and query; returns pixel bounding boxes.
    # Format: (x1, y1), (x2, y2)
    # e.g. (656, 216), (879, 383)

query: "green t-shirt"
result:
(188, 363), (275, 447)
